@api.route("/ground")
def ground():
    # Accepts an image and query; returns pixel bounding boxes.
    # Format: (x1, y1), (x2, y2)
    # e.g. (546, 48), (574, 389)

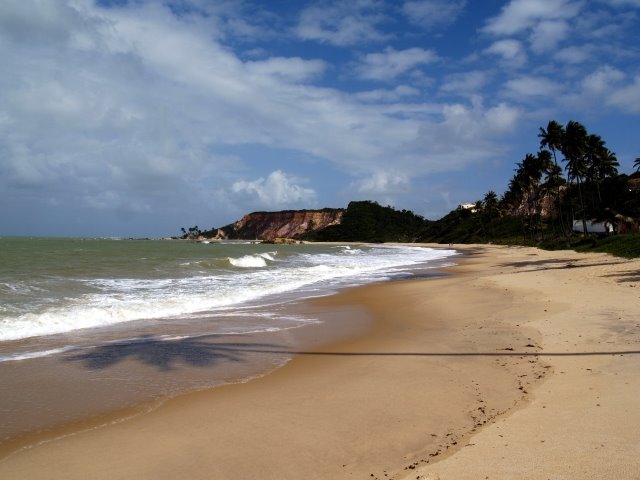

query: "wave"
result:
(228, 251), (277, 268)
(0, 245), (457, 342)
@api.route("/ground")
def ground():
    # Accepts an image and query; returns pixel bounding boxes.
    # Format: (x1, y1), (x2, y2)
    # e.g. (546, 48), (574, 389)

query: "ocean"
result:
(0, 237), (457, 448)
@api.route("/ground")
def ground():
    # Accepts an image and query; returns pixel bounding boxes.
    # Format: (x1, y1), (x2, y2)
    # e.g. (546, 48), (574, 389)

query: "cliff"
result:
(213, 208), (344, 241)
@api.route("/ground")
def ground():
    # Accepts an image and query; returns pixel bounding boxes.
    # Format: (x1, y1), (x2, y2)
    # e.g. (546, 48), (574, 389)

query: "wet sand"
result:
(1, 245), (638, 479)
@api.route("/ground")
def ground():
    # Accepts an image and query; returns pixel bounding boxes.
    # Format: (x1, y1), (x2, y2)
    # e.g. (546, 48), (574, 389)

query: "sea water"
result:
(0, 237), (457, 446)
(0, 238), (457, 351)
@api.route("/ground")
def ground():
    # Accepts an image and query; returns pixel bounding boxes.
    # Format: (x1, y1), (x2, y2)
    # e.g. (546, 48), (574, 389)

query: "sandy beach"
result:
(0, 244), (638, 479)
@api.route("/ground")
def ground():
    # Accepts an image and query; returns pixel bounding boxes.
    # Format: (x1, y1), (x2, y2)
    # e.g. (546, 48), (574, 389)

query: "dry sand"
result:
(0, 244), (638, 479)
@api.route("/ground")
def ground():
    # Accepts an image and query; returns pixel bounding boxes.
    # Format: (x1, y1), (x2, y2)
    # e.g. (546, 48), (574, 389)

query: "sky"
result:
(1, 0), (639, 237)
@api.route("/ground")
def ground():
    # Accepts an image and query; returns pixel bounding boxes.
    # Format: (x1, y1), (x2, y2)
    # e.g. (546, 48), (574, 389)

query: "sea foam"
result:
(0, 243), (456, 342)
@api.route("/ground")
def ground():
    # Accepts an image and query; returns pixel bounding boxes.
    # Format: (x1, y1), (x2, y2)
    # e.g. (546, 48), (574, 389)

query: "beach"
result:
(1, 244), (639, 479)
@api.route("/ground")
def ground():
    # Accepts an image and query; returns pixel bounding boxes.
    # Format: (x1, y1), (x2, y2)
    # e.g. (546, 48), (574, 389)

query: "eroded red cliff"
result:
(214, 209), (344, 240)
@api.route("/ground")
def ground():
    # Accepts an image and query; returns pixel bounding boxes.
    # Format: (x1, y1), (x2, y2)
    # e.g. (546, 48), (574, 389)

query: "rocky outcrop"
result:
(213, 209), (344, 241)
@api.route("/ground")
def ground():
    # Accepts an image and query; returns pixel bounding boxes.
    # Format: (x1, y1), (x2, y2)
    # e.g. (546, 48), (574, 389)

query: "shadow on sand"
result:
(602, 270), (640, 284)
(63, 335), (285, 372)
(499, 258), (628, 272)
(63, 334), (640, 372)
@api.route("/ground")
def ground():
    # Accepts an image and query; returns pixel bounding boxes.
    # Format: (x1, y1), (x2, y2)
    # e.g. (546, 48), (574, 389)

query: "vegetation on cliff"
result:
(307, 201), (429, 243)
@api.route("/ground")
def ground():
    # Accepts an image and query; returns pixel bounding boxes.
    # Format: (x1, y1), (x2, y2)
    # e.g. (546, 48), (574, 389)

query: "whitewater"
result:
(0, 238), (456, 361)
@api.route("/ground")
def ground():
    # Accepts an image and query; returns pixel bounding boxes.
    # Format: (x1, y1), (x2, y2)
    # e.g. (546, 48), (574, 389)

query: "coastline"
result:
(1, 244), (638, 478)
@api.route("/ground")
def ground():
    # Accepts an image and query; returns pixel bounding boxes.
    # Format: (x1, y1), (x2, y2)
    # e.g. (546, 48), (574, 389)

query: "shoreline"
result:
(1, 244), (638, 478)
(0, 242), (455, 455)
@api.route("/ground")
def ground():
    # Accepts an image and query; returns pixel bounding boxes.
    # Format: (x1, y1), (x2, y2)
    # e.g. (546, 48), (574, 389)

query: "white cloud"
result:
(435, 100), (520, 140)
(484, 103), (522, 133)
(0, 0), (89, 44)
(352, 171), (411, 194)
(246, 57), (327, 82)
(504, 75), (564, 98)
(355, 85), (421, 102)
(406, 98), (521, 177)
(581, 66), (626, 95)
(440, 71), (489, 96)
(484, 39), (527, 67)
(529, 19), (569, 52)
(482, 0), (582, 36)
(562, 66), (633, 112)
(295, 0), (389, 46)
(231, 170), (318, 209)
(554, 45), (594, 64)
(607, 76), (640, 113)
(402, 0), (467, 28)
(356, 47), (438, 81)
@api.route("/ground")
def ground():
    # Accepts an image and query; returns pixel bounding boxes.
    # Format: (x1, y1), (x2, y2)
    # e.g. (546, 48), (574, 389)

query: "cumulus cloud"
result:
(356, 47), (438, 81)
(440, 71), (490, 96)
(295, 0), (389, 46)
(580, 68), (640, 114)
(482, 0), (582, 36)
(484, 39), (527, 67)
(504, 75), (564, 98)
(484, 103), (522, 133)
(231, 170), (318, 209)
(529, 19), (570, 52)
(481, 0), (584, 60)
(352, 171), (411, 194)
(554, 45), (594, 64)
(436, 100), (521, 140)
(402, 0), (467, 28)
(581, 66), (626, 95)
(608, 76), (640, 113)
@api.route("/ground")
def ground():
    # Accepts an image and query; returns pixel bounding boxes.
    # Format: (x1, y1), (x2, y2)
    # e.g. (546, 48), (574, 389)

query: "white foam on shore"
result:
(0, 245), (457, 342)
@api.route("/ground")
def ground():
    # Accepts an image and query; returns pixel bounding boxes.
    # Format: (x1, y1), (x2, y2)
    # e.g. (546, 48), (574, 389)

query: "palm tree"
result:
(505, 175), (524, 211)
(539, 120), (567, 235)
(634, 157), (640, 173)
(504, 172), (532, 240)
(585, 133), (606, 211)
(513, 152), (551, 238)
(483, 190), (499, 218)
(595, 148), (619, 207)
(560, 120), (589, 235)
(482, 190), (499, 238)
(598, 148), (619, 178)
(539, 120), (565, 168)
(474, 199), (486, 238)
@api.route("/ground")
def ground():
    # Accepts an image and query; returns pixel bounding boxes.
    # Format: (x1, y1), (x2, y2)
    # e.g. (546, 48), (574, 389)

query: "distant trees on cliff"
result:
(309, 201), (429, 243)
(180, 225), (202, 239)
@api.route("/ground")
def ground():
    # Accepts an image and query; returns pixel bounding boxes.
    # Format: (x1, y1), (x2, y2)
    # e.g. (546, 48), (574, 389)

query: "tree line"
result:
(473, 120), (639, 241)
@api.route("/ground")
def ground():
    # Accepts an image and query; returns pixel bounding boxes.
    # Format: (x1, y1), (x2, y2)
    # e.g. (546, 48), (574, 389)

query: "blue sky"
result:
(1, 0), (639, 237)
